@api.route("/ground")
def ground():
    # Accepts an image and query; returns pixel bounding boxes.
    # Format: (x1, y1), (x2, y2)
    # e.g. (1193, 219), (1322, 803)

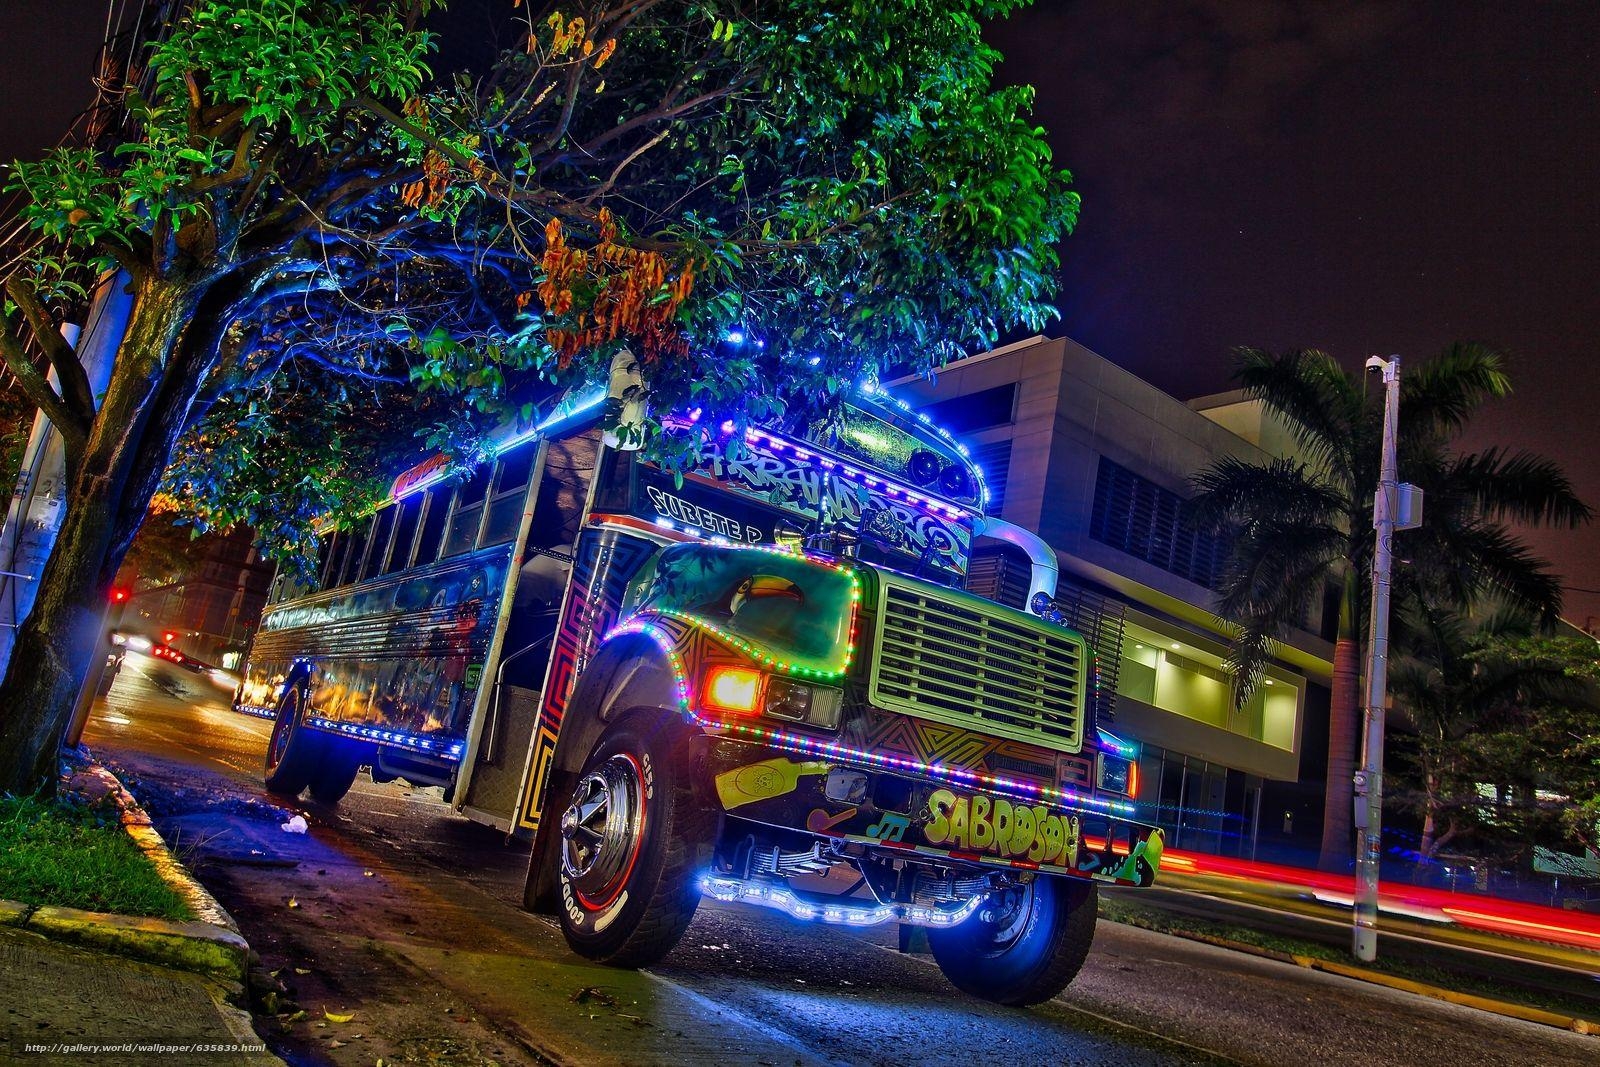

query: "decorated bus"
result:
(236, 373), (1163, 1005)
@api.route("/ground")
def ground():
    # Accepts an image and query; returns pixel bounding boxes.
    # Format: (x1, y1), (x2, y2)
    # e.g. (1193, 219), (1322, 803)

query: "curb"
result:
(1139, 923), (1596, 1037)
(4, 762), (252, 981)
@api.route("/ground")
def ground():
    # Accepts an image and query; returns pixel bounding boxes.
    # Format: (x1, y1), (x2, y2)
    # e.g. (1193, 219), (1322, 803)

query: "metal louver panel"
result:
(869, 578), (1086, 753)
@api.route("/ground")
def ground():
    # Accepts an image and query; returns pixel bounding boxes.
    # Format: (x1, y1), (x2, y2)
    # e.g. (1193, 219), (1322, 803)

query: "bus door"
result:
(458, 429), (603, 828)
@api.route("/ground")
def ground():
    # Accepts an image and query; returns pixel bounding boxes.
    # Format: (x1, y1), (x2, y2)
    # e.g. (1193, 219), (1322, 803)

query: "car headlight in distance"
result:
(764, 676), (843, 730)
(1097, 752), (1138, 797)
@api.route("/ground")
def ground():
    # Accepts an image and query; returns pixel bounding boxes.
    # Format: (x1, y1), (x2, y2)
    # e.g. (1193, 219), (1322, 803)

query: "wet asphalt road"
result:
(84, 652), (1600, 1067)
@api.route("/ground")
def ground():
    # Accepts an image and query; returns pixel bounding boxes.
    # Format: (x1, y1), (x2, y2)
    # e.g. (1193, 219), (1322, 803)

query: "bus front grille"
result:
(868, 580), (1086, 754)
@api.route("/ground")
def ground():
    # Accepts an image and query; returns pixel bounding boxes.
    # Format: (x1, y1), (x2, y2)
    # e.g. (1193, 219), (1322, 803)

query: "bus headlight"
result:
(763, 677), (843, 730)
(1097, 753), (1138, 798)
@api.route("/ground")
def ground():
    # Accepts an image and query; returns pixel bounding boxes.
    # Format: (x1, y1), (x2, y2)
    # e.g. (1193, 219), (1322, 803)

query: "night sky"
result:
(3, 1), (1596, 623)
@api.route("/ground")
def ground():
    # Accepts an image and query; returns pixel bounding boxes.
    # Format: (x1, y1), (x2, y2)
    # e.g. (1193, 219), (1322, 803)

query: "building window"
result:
(920, 383), (1016, 434)
(1116, 624), (1297, 751)
(1089, 456), (1230, 589)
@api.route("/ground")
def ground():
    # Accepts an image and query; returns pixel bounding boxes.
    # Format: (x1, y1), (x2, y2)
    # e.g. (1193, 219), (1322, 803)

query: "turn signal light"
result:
(703, 666), (764, 714)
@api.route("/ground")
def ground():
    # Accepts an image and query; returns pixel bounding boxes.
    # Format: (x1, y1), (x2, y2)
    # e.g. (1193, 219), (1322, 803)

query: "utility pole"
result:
(1352, 354), (1421, 962)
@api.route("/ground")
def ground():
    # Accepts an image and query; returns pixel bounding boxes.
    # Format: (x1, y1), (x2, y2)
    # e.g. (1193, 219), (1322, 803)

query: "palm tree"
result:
(1190, 344), (1590, 871)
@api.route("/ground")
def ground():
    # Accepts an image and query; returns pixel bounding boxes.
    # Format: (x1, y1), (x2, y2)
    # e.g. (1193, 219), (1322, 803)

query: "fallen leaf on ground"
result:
(294, 967), (311, 975)
(287, 898), (299, 909)
(324, 1009), (355, 1024)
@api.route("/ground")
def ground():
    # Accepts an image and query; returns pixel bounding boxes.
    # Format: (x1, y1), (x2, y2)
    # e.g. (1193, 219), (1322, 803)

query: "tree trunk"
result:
(0, 276), (199, 797)
(1318, 636), (1362, 871)
(0, 486), (119, 793)
(1419, 768), (1440, 859)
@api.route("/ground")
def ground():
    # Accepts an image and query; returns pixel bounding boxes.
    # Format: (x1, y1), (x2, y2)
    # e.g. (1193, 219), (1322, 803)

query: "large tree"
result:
(1190, 346), (1590, 870)
(1388, 607), (1595, 861)
(0, 0), (1077, 795)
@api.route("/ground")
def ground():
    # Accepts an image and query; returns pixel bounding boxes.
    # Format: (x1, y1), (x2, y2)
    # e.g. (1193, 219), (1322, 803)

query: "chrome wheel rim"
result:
(981, 881), (1036, 952)
(267, 691), (299, 770)
(561, 753), (647, 909)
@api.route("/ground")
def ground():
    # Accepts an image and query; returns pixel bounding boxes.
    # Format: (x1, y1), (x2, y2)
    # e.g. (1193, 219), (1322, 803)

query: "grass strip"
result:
(1099, 894), (1598, 1026)
(0, 795), (193, 921)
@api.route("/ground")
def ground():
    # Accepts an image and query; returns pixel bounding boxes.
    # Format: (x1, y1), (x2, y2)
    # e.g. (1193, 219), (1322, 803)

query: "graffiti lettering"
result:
(697, 441), (971, 570)
(925, 788), (1079, 867)
(644, 485), (764, 542)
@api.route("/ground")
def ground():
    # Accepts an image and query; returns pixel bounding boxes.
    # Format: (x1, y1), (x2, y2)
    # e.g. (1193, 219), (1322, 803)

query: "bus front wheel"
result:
(264, 685), (318, 798)
(927, 875), (1097, 1006)
(556, 713), (711, 968)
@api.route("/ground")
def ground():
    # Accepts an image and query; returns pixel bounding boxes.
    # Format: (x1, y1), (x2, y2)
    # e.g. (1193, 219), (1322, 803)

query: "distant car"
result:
(151, 644), (206, 672)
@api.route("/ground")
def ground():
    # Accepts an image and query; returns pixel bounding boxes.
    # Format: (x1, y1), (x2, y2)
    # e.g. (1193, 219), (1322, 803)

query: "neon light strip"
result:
(1097, 728), (1139, 759)
(700, 715), (1137, 818)
(304, 716), (465, 760)
(700, 874), (984, 928)
(492, 389), (607, 457)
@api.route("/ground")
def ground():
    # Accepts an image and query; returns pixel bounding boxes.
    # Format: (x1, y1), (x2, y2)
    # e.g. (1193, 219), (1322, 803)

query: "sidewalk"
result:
(0, 924), (279, 1065)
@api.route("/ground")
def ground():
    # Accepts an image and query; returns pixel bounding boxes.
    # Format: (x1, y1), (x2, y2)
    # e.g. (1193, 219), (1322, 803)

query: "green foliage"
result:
(0, 795), (193, 920)
(1389, 609), (1599, 861)
(159, 382), (409, 578)
(2, 0), (1079, 597)
(5, 0), (431, 270)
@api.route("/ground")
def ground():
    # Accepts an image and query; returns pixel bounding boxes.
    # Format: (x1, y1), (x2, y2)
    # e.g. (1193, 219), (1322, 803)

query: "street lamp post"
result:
(1353, 354), (1421, 962)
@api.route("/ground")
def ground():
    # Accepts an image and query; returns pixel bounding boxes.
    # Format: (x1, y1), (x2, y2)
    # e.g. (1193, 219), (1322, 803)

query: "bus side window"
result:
(360, 505), (397, 583)
(443, 465), (489, 557)
(311, 531), (336, 592)
(384, 494), (423, 575)
(413, 486), (451, 566)
(339, 517), (373, 587)
(482, 447), (537, 548)
(323, 532), (351, 590)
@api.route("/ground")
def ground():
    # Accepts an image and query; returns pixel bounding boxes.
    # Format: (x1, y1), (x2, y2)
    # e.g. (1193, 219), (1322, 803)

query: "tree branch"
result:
(0, 306), (87, 457)
(5, 278), (96, 422)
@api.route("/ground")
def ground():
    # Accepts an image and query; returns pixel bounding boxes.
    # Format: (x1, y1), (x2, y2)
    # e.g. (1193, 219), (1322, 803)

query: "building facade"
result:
(894, 336), (1335, 860)
(122, 527), (275, 668)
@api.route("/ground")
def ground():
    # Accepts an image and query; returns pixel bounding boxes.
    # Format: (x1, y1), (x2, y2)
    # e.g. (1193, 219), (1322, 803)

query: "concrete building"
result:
(894, 335), (1336, 860)
(122, 527), (274, 668)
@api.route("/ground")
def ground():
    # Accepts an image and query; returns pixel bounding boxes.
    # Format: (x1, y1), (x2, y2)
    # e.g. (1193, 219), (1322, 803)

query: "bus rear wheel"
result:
(264, 685), (318, 798)
(308, 742), (362, 804)
(928, 875), (1097, 1006)
(556, 714), (711, 968)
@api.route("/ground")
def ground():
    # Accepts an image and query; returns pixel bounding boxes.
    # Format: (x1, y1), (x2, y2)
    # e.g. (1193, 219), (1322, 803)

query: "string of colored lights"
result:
(739, 424), (972, 521)
(647, 550), (862, 679)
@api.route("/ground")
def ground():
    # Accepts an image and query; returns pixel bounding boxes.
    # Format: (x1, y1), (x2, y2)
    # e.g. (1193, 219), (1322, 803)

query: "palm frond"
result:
(1445, 447), (1594, 529)
(1233, 347), (1362, 482)
(1189, 455), (1344, 531)
(1401, 342), (1512, 441)
(1434, 522), (1565, 623)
